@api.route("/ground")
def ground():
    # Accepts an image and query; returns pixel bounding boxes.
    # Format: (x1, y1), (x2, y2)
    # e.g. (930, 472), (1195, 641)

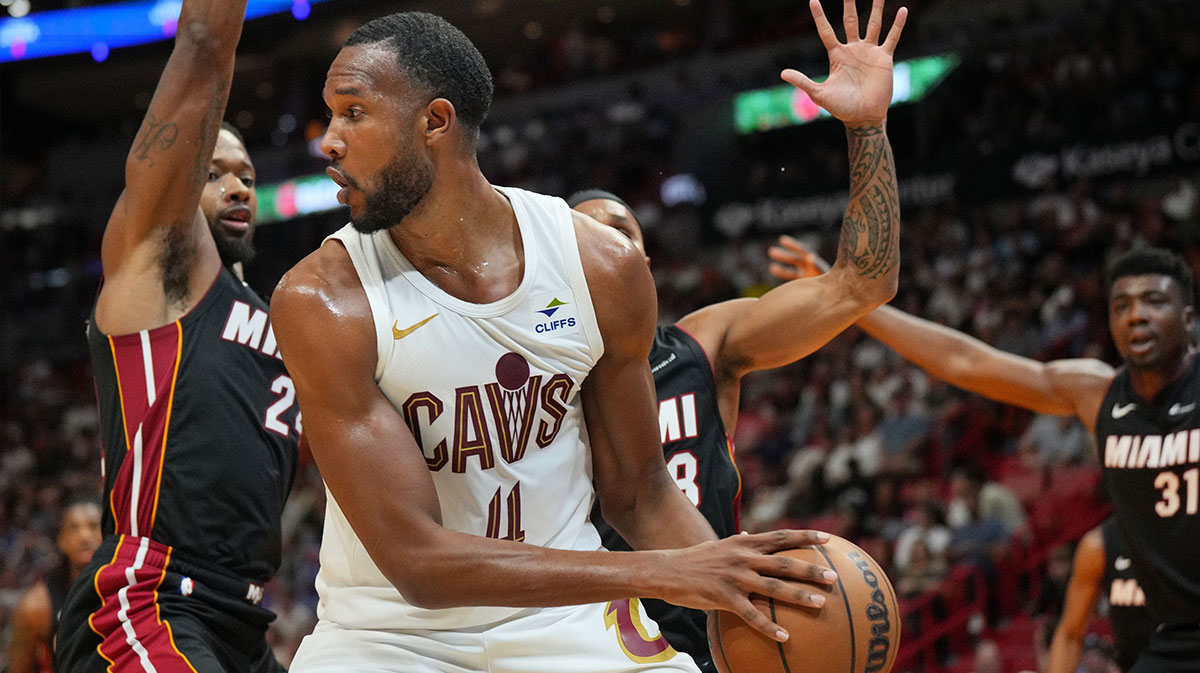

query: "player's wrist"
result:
(627, 549), (675, 601)
(844, 118), (887, 135)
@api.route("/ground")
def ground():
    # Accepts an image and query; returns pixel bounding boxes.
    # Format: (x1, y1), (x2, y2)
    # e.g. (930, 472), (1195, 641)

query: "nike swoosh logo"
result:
(1169, 402), (1195, 416)
(1111, 403), (1137, 419)
(393, 313), (438, 340)
(1115, 556), (1131, 571)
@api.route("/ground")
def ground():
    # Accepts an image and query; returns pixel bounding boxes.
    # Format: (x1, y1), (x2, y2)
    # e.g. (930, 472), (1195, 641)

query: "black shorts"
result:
(1127, 626), (1200, 673)
(56, 535), (285, 673)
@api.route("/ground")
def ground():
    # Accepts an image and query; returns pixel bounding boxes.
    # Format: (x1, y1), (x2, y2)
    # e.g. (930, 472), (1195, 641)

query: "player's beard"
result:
(211, 226), (256, 266)
(350, 148), (434, 234)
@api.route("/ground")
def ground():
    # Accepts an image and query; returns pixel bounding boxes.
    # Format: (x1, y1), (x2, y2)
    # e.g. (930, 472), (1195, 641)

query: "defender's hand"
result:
(782, 0), (908, 128)
(769, 234), (831, 281)
(654, 529), (838, 643)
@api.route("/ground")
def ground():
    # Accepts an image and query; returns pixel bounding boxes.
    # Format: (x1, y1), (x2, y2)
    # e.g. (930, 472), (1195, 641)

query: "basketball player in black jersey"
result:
(567, 1), (906, 664)
(1046, 516), (1157, 673)
(772, 241), (1200, 672)
(7, 497), (101, 673)
(55, 1), (299, 671)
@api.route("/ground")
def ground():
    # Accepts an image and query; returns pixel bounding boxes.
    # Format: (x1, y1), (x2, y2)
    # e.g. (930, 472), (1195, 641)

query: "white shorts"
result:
(289, 598), (701, 673)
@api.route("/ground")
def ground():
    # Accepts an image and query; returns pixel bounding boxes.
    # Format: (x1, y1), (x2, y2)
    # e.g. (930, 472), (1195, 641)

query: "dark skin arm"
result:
(577, 213), (724, 552)
(677, 0), (906, 433)
(8, 582), (51, 673)
(272, 220), (835, 642)
(94, 0), (248, 334)
(1045, 527), (1106, 673)
(768, 235), (1115, 432)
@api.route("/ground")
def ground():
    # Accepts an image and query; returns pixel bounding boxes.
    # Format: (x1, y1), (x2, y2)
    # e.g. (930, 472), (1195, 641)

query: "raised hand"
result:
(768, 234), (832, 281)
(782, 0), (908, 127)
(657, 529), (838, 642)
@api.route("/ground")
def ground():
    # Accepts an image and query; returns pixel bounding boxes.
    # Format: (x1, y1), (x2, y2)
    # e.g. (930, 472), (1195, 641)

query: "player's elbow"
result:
(174, 20), (239, 59)
(597, 485), (641, 536)
(376, 551), (456, 610)
(391, 578), (448, 610)
(838, 267), (898, 314)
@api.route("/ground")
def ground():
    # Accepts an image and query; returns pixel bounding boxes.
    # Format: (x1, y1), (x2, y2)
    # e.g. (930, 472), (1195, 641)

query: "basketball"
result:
(708, 535), (901, 673)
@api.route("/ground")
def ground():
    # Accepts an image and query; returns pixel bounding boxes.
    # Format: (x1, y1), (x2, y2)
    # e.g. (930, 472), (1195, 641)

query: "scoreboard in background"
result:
(733, 54), (959, 134)
(0, 0), (333, 63)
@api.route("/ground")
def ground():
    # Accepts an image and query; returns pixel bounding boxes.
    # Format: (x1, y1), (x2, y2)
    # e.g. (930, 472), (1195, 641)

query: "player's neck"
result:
(1128, 349), (1195, 402)
(387, 168), (524, 302)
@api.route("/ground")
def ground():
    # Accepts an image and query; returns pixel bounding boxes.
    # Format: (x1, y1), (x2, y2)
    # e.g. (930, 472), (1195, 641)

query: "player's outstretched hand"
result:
(769, 234), (831, 281)
(655, 529), (838, 643)
(782, 0), (908, 127)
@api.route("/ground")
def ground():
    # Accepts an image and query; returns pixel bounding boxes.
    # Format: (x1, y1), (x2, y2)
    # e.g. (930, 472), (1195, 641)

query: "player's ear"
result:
(424, 98), (456, 146)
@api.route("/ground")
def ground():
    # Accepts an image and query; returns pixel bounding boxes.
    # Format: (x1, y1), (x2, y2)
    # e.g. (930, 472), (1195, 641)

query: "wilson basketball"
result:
(708, 535), (901, 673)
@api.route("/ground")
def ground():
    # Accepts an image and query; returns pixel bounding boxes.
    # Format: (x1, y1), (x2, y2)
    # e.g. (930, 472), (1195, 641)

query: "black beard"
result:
(350, 151), (434, 234)
(213, 229), (256, 266)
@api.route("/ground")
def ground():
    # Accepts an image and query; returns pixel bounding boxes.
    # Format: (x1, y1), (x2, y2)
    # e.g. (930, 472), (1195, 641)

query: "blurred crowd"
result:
(3, 0), (1200, 670)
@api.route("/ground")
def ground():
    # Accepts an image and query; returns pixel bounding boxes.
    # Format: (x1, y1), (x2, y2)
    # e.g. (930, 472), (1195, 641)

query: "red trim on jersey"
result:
(726, 434), (743, 531)
(87, 535), (197, 673)
(106, 323), (183, 538)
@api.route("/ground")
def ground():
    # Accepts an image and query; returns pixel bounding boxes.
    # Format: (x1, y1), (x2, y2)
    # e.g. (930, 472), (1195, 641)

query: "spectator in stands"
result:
(7, 495), (101, 673)
(896, 539), (947, 598)
(894, 501), (951, 575)
(947, 465), (1028, 538)
(1017, 414), (1089, 467)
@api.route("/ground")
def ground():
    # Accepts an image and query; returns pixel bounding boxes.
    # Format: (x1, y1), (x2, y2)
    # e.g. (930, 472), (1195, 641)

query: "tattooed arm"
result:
(95, 0), (249, 333)
(677, 0), (907, 396)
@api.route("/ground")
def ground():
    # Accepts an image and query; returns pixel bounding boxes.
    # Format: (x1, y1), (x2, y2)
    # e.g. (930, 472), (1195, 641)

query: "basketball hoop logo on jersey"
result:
(531, 292), (580, 337)
(401, 352), (577, 473)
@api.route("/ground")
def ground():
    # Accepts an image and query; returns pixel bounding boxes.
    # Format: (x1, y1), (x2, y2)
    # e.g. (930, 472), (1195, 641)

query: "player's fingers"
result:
(744, 528), (831, 553)
(780, 69), (819, 97)
(778, 234), (807, 252)
(762, 554), (839, 585)
(728, 596), (791, 642)
(843, 0), (861, 41)
(809, 0), (840, 51)
(767, 246), (801, 263)
(864, 0), (885, 43)
(750, 576), (829, 609)
(769, 262), (804, 281)
(882, 6), (908, 54)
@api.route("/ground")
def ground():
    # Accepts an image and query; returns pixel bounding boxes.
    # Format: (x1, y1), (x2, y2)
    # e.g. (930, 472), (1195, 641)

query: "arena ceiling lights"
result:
(0, 0), (332, 63)
(733, 53), (959, 134)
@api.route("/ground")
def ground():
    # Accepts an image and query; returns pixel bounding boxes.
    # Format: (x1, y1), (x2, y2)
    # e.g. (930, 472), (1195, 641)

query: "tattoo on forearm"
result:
(187, 83), (230, 190)
(131, 114), (179, 164)
(839, 124), (898, 280)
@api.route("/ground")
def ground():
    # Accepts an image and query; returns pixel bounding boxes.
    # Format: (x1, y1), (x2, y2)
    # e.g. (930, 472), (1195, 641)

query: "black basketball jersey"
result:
(1100, 517), (1156, 670)
(592, 324), (742, 665)
(1096, 355), (1200, 626)
(87, 267), (299, 583)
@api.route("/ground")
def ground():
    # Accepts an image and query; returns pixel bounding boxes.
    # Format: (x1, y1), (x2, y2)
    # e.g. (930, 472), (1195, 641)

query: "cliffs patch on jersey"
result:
(400, 352), (577, 473)
(531, 293), (580, 337)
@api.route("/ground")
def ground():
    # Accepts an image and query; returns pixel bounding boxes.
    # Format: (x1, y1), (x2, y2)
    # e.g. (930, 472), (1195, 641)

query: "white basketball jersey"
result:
(315, 186), (606, 631)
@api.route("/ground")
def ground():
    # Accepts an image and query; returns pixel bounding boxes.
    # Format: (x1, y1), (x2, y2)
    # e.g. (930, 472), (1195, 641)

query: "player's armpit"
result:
(1043, 358), (1117, 434)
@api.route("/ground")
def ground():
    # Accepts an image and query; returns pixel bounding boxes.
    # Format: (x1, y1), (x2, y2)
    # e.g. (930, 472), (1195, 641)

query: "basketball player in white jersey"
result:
(270, 6), (894, 672)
